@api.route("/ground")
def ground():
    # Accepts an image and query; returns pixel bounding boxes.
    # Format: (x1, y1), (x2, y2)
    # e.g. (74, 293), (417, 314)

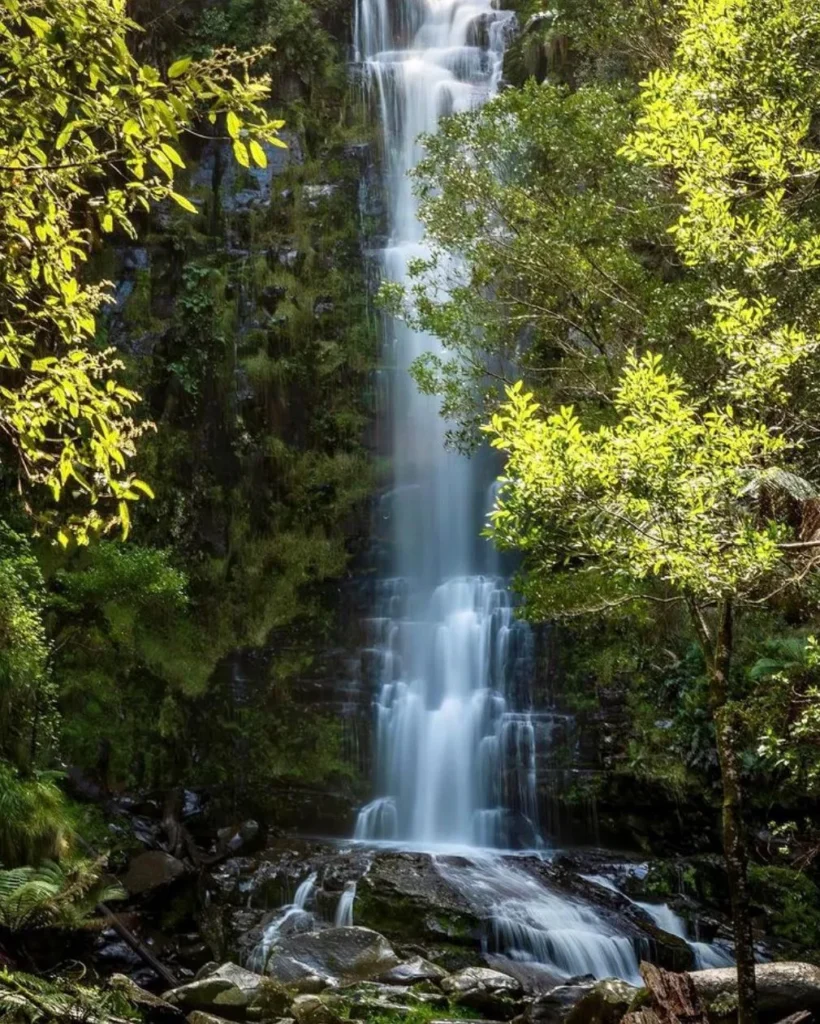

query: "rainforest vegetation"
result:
(1, 0), (820, 1020)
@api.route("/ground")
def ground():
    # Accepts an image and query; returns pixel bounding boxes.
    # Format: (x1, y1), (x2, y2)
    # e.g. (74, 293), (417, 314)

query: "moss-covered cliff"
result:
(44, 0), (382, 826)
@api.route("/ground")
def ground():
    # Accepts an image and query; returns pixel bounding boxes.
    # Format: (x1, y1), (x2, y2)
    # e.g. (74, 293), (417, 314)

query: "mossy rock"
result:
(355, 854), (483, 948)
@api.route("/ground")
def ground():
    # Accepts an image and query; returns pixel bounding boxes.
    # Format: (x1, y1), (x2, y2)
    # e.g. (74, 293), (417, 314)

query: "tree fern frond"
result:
(0, 859), (122, 932)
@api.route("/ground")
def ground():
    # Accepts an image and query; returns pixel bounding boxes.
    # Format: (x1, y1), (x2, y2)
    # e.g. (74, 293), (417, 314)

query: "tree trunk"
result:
(713, 700), (757, 1024)
(689, 597), (758, 1024)
(709, 600), (758, 1024)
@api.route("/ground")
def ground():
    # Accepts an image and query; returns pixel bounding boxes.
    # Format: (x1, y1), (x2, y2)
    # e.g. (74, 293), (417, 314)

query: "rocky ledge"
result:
(109, 940), (820, 1024)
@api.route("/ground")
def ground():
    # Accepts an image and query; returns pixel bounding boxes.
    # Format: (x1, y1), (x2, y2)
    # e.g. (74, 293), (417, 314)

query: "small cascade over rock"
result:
(335, 881), (357, 927)
(248, 871), (318, 971)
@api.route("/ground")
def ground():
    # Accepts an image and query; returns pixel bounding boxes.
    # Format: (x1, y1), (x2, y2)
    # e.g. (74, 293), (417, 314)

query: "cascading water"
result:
(354, 0), (538, 852)
(335, 880), (358, 927)
(248, 872), (317, 971)
(350, 0), (647, 984)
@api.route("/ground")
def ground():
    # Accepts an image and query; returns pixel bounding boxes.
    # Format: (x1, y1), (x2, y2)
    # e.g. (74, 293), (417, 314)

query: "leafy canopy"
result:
(488, 0), (820, 617)
(488, 360), (784, 614)
(0, 0), (285, 542)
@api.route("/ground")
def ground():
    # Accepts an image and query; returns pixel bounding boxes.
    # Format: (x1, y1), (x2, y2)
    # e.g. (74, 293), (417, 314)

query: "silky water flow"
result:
(351, 0), (654, 984)
(248, 0), (733, 984)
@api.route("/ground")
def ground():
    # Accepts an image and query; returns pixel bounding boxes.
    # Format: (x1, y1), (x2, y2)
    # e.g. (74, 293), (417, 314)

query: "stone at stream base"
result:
(691, 963), (820, 1018)
(166, 963), (283, 1021)
(187, 1015), (237, 1024)
(355, 853), (482, 945)
(109, 974), (185, 1024)
(123, 851), (186, 895)
(564, 980), (639, 1024)
(442, 967), (526, 1019)
(291, 995), (344, 1024)
(517, 983), (598, 1024)
(264, 927), (400, 986)
(379, 956), (449, 985)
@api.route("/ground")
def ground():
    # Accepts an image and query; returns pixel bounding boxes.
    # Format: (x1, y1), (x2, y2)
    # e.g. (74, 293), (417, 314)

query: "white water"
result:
(335, 880), (357, 927)
(354, 0), (539, 851)
(439, 855), (642, 983)
(636, 902), (734, 970)
(583, 874), (734, 970)
(349, 0), (645, 984)
(248, 871), (317, 971)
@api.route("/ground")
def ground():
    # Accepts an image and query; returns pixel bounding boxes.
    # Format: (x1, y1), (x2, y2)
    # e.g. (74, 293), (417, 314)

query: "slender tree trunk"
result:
(689, 598), (757, 1024)
(713, 702), (757, 1024)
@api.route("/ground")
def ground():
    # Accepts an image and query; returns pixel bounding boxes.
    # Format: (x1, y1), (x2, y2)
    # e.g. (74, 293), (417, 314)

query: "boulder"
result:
(378, 956), (448, 986)
(564, 979), (638, 1024)
(691, 962), (820, 1018)
(521, 983), (597, 1024)
(187, 1015), (235, 1024)
(291, 995), (343, 1024)
(340, 981), (447, 1013)
(123, 851), (185, 895)
(264, 927), (400, 986)
(441, 967), (525, 1019)
(166, 963), (265, 1018)
(355, 853), (482, 946)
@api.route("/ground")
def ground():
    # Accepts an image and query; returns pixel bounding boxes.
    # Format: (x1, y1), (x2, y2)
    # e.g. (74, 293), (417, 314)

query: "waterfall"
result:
(335, 880), (358, 927)
(348, 0), (656, 987)
(248, 872), (318, 971)
(354, 0), (541, 850)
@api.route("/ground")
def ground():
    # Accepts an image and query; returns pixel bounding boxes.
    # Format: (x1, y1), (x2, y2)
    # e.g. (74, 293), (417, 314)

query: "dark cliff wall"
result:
(52, 0), (385, 832)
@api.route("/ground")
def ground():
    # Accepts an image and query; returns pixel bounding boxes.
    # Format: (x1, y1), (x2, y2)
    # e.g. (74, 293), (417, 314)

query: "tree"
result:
(487, 3), (820, 1021)
(381, 75), (712, 451)
(0, 0), (286, 543)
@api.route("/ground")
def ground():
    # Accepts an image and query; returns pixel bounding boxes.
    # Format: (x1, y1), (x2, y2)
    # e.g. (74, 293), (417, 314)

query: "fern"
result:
(0, 859), (125, 932)
(0, 765), (71, 868)
(0, 968), (139, 1023)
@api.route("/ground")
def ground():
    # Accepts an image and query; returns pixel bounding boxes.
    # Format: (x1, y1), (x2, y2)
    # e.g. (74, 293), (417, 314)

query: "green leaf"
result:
(160, 143), (185, 169)
(55, 122), (78, 150)
(167, 56), (193, 79)
(132, 479), (156, 499)
(249, 139), (267, 168)
(170, 192), (198, 213)
(232, 139), (250, 168)
(226, 110), (242, 140)
(150, 148), (174, 179)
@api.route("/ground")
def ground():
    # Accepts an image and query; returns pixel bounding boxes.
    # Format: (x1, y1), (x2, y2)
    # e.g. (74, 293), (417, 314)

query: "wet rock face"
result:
(263, 926), (400, 986)
(291, 993), (344, 1024)
(355, 852), (483, 945)
(441, 967), (525, 1019)
(165, 962), (282, 1021)
(563, 980), (638, 1024)
(378, 955), (449, 985)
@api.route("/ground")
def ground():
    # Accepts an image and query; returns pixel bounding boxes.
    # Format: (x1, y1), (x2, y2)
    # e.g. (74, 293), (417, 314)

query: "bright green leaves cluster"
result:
(0, 524), (53, 772)
(621, 0), (820, 409)
(489, 357), (785, 608)
(485, 0), (820, 620)
(0, 0), (286, 542)
(623, 0), (820, 274)
(391, 80), (697, 449)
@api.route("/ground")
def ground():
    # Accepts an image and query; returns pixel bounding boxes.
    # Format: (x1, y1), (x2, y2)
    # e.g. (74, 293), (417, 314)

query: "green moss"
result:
(748, 865), (820, 955)
(122, 268), (153, 330)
